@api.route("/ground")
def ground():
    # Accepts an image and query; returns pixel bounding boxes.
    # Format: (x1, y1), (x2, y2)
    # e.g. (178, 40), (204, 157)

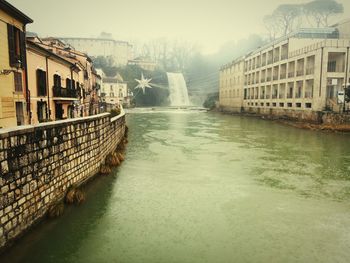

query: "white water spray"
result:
(167, 73), (190, 106)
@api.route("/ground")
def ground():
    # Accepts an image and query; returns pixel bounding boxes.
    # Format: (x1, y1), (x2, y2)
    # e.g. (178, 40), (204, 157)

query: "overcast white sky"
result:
(9, 0), (350, 54)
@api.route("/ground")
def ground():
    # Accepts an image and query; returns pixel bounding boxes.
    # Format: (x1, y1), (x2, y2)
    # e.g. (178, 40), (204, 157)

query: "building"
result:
(128, 56), (157, 71)
(60, 37), (133, 66)
(0, 0), (32, 128)
(27, 36), (101, 119)
(26, 40), (81, 124)
(219, 27), (350, 122)
(100, 74), (129, 109)
(219, 57), (245, 112)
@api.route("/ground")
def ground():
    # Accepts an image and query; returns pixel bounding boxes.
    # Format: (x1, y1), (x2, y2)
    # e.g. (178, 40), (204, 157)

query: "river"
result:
(3, 108), (350, 263)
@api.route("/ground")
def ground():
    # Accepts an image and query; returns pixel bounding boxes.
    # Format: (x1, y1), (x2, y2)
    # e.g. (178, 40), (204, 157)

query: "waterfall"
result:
(167, 72), (190, 106)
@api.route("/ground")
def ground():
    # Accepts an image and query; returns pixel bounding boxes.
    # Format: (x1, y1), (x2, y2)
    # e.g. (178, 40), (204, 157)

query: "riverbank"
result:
(215, 109), (350, 133)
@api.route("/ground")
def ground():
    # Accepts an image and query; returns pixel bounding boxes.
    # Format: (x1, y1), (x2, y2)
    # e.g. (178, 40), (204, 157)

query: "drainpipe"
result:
(343, 46), (349, 113)
(46, 56), (50, 119)
(23, 26), (31, 124)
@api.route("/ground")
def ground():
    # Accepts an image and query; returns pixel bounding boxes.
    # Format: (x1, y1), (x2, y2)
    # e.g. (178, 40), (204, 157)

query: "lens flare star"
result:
(135, 73), (153, 94)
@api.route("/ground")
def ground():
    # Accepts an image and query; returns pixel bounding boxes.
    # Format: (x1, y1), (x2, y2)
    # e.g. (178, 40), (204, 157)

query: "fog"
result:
(8, 0), (350, 54)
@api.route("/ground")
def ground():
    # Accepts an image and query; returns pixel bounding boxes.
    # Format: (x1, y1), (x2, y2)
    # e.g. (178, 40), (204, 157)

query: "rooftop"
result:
(0, 0), (33, 24)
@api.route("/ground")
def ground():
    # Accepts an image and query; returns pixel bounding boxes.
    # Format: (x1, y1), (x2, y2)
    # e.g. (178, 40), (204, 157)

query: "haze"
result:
(8, 0), (350, 54)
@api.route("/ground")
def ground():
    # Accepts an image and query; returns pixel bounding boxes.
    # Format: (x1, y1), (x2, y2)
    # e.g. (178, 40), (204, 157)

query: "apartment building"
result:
(100, 75), (129, 109)
(219, 57), (245, 112)
(28, 37), (101, 118)
(26, 41), (81, 124)
(0, 0), (32, 128)
(220, 26), (350, 121)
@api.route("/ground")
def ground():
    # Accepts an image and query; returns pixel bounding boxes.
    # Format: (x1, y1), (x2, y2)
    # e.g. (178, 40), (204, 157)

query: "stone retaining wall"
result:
(220, 106), (350, 125)
(0, 111), (126, 250)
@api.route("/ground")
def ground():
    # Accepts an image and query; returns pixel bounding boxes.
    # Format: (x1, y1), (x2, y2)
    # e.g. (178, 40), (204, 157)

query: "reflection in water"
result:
(3, 109), (350, 263)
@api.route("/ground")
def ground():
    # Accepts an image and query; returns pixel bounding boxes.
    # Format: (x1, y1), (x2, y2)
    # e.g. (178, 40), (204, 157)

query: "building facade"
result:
(0, 0), (32, 128)
(128, 56), (157, 71)
(100, 76), (129, 109)
(60, 37), (133, 67)
(219, 57), (245, 112)
(26, 41), (81, 124)
(219, 27), (350, 121)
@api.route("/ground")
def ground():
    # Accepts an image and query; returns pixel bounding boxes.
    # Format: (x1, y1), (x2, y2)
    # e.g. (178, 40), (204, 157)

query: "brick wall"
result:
(0, 111), (126, 249)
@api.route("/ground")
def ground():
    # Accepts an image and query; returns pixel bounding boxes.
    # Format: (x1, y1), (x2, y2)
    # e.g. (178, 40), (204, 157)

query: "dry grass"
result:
(65, 187), (86, 205)
(48, 203), (64, 218)
(100, 165), (112, 175)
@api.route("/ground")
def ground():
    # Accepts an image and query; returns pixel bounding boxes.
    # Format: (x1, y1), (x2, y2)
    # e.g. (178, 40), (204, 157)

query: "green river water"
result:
(2, 108), (350, 263)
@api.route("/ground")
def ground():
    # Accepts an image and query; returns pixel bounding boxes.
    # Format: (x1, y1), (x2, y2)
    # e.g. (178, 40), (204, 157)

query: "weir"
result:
(167, 73), (190, 106)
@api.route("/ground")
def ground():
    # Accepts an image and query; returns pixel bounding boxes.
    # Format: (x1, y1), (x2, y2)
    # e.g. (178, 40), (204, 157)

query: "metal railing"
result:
(53, 86), (78, 98)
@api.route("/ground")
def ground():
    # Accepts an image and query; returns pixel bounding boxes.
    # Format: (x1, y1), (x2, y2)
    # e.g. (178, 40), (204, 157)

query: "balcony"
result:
(288, 72), (295, 78)
(327, 63), (345, 72)
(267, 59), (273, 65)
(266, 76), (271, 81)
(281, 54), (288, 60)
(273, 75), (278, 81)
(272, 94), (277, 99)
(262, 61), (266, 66)
(280, 73), (286, 79)
(287, 94), (293, 99)
(261, 78), (265, 83)
(296, 70), (304, 76)
(306, 68), (314, 75)
(53, 86), (78, 98)
(274, 56), (279, 63)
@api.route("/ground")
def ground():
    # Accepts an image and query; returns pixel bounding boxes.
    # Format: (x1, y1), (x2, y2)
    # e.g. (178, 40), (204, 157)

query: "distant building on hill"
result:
(59, 37), (133, 66)
(128, 56), (157, 71)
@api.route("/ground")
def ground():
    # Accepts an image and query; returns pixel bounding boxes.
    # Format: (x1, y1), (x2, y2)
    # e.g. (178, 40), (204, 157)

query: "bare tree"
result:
(263, 15), (280, 41)
(304, 0), (344, 27)
(273, 4), (302, 36)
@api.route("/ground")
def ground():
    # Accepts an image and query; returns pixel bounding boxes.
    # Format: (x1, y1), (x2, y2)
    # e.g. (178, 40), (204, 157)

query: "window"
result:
(53, 74), (61, 87)
(287, 103), (293, 107)
(296, 103), (302, 108)
(305, 103), (312, 108)
(37, 101), (47, 122)
(37, 69), (47, 96)
(279, 103), (284, 107)
(7, 24), (26, 68)
(15, 102), (24, 126)
(14, 72), (22, 92)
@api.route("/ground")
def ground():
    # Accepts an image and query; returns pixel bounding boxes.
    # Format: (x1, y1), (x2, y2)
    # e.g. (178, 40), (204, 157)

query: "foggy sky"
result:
(8, 0), (350, 54)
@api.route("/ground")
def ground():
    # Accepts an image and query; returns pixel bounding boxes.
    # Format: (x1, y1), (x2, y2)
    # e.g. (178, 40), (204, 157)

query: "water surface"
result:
(3, 109), (350, 263)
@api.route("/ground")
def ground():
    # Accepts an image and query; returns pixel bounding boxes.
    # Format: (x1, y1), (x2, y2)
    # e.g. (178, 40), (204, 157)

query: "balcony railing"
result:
(279, 94), (285, 99)
(53, 86), (78, 98)
(267, 59), (273, 65)
(266, 76), (271, 81)
(296, 70), (304, 76)
(287, 94), (293, 99)
(281, 54), (288, 60)
(304, 91), (313, 98)
(295, 92), (302, 99)
(273, 75), (278, 81)
(280, 73), (286, 79)
(288, 72), (295, 78)
(274, 56), (279, 63)
(261, 78), (265, 83)
(272, 94), (278, 99)
(306, 68), (314, 75)
(262, 61), (266, 66)
(327, 63), (345, 73)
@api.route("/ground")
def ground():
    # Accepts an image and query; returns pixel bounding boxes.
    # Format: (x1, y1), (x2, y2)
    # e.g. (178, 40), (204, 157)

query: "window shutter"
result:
(19, 31), (26, 68)
(7, 24), (16, 67)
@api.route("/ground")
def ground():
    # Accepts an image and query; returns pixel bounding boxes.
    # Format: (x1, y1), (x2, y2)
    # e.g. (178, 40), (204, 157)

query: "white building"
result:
(101, 75), (129, 108)
(60, 37), (133, 66)
(219, 25), (350, 122)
